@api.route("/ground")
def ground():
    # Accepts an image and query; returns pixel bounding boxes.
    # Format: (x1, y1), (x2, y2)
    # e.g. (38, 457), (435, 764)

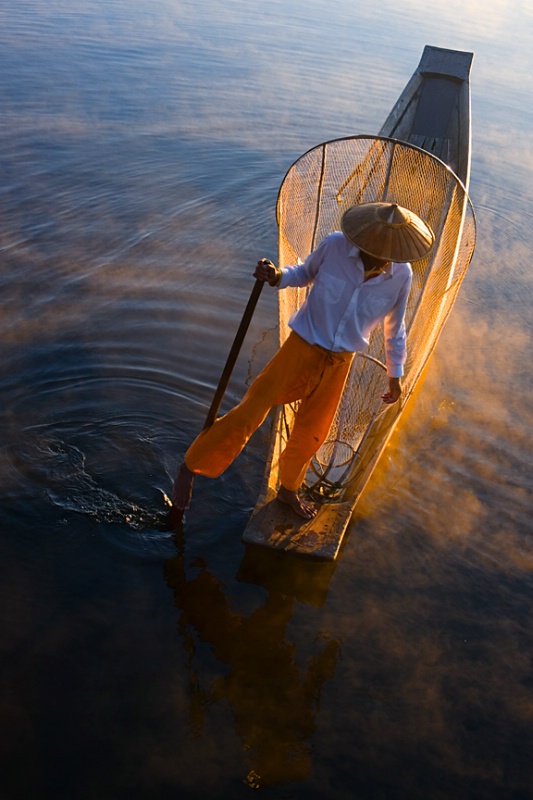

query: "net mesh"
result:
(275, 136), (476, 501)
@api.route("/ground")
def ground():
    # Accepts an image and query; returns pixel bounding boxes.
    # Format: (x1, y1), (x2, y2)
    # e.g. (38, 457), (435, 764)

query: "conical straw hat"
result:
(341, 202), (435, 261)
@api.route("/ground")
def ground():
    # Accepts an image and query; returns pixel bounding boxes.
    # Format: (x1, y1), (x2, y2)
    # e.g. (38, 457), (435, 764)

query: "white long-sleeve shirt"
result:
(278, 232), (412, 378)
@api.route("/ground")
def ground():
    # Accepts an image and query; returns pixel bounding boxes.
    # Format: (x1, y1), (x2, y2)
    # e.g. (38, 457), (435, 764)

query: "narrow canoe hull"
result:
(242, 46), (475, 559)
(380, 45), (473, 184)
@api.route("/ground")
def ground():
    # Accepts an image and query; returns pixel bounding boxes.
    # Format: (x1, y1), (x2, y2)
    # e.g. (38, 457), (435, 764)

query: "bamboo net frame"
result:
(275, 136), (476, 501)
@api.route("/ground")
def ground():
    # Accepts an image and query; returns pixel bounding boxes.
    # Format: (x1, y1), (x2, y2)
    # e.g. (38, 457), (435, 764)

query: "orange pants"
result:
(185, 332), (354, 491)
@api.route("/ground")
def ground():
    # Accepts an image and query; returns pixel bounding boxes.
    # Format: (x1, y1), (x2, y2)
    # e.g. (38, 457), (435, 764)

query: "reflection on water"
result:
(1, 0), (533, 797)
(165, 539), (340, 788)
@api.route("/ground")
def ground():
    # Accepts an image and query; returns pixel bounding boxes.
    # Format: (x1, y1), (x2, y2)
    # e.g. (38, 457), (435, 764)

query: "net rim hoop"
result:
(275, 134), (476, 233)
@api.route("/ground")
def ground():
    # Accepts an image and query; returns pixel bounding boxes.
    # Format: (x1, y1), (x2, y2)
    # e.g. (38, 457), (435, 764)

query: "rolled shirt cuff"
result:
(276, 269), (287, 289)
(387, 365), (404, 378)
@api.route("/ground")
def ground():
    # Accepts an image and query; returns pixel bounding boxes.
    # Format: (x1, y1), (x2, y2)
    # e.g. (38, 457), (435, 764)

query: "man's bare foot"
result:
(171, 462), (195, 510)
(277, 485), (317, 519)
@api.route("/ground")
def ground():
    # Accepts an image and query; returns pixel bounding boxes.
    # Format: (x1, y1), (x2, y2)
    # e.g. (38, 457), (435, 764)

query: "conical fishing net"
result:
(275, 136), (476, 501)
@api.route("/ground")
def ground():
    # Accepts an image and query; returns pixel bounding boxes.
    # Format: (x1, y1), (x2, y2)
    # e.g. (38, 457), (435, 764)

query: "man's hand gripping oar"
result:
(169, 260), (277, 526)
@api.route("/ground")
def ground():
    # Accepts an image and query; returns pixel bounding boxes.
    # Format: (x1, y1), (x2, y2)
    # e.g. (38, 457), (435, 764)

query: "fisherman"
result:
(172, 202), (434, 519)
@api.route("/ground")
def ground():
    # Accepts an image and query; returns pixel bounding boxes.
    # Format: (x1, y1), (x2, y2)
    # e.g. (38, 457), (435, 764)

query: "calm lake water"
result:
(1, 1), (533, 798)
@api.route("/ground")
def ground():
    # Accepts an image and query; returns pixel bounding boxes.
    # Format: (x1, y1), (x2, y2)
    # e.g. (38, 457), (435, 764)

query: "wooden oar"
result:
(170, 276), (265, 525)
(202, 277), (264, 429)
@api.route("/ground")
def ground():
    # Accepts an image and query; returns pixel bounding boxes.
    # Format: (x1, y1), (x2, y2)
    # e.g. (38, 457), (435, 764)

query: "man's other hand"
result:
(382, 377), (402, 404)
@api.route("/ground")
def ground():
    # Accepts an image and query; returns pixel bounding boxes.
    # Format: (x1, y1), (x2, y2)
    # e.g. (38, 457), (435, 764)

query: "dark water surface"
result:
(1, 1), (533, 798)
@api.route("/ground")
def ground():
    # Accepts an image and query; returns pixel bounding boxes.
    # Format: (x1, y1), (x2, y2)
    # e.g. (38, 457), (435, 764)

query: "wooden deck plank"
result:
(242, 497), (353, 560)
(410, 76), (459, 139)
(409, 134), (450, 163)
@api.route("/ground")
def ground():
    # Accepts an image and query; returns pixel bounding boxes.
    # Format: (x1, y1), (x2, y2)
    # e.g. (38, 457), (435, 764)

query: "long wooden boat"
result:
(242, 45), (476, 560)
